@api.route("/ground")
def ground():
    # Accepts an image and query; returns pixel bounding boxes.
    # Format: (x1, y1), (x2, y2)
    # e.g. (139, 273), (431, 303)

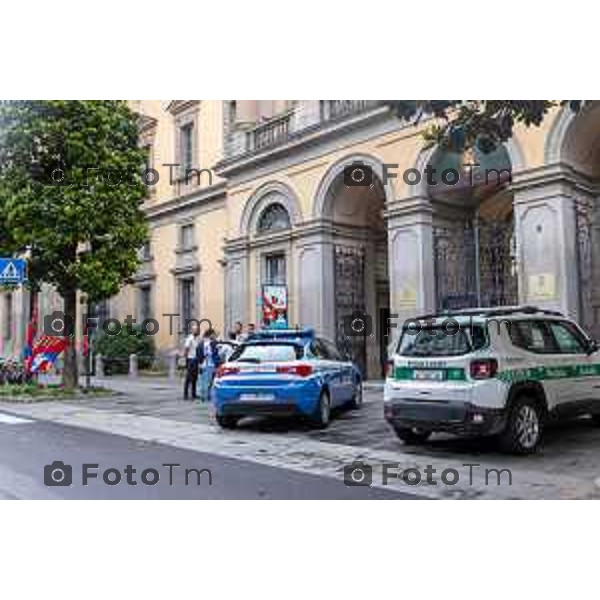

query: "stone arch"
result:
(545, 102), (600, 176)
(545, 104), (576, 165)
(312, 152), (395, 218)
(239, 180), (302, 237)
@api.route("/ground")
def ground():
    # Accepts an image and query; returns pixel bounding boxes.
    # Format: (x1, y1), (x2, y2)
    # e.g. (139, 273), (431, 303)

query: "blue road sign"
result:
(0, 258), (28, 284)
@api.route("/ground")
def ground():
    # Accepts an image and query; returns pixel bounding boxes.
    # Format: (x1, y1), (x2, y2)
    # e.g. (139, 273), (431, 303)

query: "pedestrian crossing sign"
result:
(0, 258), (27, 284)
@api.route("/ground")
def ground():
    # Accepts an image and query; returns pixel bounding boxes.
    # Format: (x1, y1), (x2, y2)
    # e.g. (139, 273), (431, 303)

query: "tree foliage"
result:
(386, 100), (583, 153)
(0, 100), (149, 387)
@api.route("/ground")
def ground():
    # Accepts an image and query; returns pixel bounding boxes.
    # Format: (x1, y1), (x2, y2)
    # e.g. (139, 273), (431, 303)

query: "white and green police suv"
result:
(384, 306), (600, 454)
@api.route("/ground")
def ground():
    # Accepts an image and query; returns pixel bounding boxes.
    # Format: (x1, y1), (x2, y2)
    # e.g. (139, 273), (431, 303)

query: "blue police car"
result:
(212, 329), (363, 429)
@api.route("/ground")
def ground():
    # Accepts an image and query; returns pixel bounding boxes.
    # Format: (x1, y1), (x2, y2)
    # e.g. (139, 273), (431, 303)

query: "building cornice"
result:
(215, 105), (398, 180)
(512, 162), (600, 195)
(223, 218), (384, 254)
(166, 100), (200, 115)
(143, 182), (227, 223)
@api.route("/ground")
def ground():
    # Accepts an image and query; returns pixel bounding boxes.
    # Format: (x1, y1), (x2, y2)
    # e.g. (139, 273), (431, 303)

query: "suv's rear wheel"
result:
(393, 426), (431, 445)
(591, 413), (600, 426)
(499, 396), (543, 454)
(216, 415), (239, 429)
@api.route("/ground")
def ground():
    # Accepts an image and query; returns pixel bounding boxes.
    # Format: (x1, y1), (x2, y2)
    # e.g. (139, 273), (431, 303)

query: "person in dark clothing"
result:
(182, 322), (200, 400)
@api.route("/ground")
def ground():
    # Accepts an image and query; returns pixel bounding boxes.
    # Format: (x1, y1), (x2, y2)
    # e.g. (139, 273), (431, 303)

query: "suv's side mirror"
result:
(587, 339), (600, 355)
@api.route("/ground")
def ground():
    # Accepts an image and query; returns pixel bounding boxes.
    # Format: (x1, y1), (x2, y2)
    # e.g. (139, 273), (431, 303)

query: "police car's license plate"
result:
(239, 393), (275, 402)
(413, 370), (444, 381)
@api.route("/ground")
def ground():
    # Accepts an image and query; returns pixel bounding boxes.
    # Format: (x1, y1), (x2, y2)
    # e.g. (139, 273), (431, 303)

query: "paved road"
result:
(80, 377), (600, 481)
(3, 376), (600, 498)
(0, 412), (417, 499)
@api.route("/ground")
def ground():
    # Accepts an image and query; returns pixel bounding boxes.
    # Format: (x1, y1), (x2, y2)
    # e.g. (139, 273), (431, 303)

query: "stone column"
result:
(223, 245), (250, 333)
(295, 231), (335, 338)
(386, 196), (435, 325)
(513, 167), (589, 321)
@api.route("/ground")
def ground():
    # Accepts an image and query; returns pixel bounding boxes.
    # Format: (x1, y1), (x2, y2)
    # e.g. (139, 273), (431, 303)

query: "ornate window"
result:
(257, 203), (291, 235)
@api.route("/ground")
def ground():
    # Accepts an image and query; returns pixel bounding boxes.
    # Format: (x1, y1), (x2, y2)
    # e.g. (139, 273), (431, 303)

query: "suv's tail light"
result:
(470, 358), (498, 379)
(385, 360), (394, 378)
(216, 365), (240, 378)
(276, 364), (313, 377)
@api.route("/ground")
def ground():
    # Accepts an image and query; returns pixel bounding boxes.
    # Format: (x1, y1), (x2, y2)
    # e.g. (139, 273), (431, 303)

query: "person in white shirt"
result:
(182, 322), (200, 400)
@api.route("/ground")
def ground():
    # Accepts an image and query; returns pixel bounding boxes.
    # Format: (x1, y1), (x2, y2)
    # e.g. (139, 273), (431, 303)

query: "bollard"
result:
(95, 354), (104, 378)
(168, 353), (178, 381)
(129, 353), (138, 378)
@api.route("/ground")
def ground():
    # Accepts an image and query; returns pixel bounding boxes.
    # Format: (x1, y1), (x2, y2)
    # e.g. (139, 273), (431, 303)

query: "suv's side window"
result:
(548, 321), (588, 354)
(509, 320), (558, 354)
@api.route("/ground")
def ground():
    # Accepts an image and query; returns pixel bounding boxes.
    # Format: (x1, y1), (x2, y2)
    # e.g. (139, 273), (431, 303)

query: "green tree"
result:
(386, 100), (583, 152)
(0, 101), (148, 389)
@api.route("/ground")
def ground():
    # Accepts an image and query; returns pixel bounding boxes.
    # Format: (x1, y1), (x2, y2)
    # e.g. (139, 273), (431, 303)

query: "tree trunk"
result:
(62, 288), (78, 389)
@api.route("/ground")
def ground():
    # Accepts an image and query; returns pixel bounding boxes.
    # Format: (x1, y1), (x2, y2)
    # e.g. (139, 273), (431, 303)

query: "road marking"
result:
(0, 412), (34, 425)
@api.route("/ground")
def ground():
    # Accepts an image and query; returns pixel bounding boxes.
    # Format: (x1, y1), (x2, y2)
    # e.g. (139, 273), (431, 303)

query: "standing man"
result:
(182, 322), (200, 400)
(229, 321), (243, 341)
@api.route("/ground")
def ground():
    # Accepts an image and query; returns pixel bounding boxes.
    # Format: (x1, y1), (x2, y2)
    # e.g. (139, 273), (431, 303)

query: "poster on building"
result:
(262, 284), (288, 329)
(528, 273), (557, 301)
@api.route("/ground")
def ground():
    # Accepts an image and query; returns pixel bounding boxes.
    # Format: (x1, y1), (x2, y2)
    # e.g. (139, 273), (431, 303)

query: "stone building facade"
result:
(2, 100), (600, 379)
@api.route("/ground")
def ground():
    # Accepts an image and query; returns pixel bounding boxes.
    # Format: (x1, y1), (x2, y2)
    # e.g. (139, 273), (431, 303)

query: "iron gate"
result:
(434, 217), (517, 310)
(334, 245), (367, 377)
(575, 195), (597, 335)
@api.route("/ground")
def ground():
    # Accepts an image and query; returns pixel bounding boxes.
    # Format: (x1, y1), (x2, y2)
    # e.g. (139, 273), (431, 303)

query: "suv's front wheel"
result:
(499, 396), (544, 454)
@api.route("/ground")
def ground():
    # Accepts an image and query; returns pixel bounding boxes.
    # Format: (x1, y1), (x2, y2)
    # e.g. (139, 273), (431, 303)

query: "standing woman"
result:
(197, 328), (221, 402)
(182, 322), (200, 400)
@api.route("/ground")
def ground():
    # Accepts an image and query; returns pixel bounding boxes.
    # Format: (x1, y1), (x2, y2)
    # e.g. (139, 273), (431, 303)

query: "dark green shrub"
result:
(95, 325), (155, 375)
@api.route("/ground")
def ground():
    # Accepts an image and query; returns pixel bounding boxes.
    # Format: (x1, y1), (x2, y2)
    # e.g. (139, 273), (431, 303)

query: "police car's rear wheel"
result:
(393, 426), (431, 445)
(500, 396), (543, 454)
(216, 415), (239, 429)
(313, 390), (331, 429)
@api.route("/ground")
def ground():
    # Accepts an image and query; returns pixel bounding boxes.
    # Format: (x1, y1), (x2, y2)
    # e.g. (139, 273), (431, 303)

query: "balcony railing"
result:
(225, 100), (384, 159)
(319, 100), (379, 122)
(246, 110), (293, 153)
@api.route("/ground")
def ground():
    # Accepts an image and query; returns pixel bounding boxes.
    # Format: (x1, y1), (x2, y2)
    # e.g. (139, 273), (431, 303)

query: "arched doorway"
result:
(428, 144), (516, 310)
(320, 167), (389, 379)
(547, 101), (600, 335)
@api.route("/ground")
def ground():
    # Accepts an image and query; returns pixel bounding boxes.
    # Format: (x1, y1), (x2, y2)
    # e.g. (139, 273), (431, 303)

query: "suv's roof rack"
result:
(415, 306), (564, 320)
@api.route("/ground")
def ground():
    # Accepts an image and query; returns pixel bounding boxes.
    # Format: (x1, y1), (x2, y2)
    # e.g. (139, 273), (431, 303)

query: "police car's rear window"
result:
(397, 325), (487, 357)
(230, 343), (303, 363)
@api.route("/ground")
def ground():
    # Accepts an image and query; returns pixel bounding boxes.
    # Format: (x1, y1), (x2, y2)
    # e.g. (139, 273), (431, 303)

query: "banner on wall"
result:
(261, 284), (288, 329)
